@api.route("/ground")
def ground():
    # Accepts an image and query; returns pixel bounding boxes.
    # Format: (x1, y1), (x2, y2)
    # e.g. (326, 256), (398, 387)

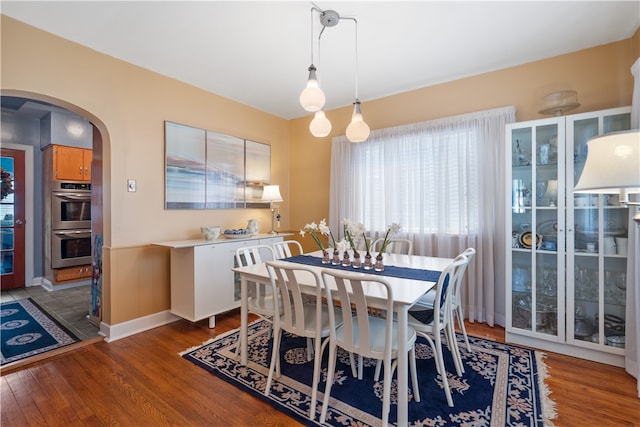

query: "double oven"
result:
(51, 181), (92, 268)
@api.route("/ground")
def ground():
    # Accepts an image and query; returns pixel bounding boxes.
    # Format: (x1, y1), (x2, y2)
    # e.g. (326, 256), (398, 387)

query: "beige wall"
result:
(1, 16), (290, 324)
(289, 37), (638, 252)
(2, 15), (638, 325)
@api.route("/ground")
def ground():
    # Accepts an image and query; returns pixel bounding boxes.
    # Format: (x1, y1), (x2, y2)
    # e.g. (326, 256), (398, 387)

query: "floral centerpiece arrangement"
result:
(299, 218), (401, 270)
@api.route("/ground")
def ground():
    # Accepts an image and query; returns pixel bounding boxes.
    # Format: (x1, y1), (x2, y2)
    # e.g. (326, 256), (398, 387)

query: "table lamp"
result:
(574, 130), (640, 225)
(262, 184), (283, 234)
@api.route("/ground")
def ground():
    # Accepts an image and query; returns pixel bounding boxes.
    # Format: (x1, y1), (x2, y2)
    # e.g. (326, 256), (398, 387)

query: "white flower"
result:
(389, 223), (401, 234)
(336, 239), (348, 253)
(299, 229), (306, 237)
(318, 218), (331, 236)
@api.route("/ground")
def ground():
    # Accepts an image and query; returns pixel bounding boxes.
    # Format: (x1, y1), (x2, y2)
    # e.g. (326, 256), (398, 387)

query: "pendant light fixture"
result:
(300, 7), (369, 143)
(345, 17), (369, 143)
(299, 8), (328, 112)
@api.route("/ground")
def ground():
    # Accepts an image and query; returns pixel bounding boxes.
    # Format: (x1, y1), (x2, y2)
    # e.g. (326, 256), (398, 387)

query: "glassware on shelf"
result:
(513, 140), (530, 166)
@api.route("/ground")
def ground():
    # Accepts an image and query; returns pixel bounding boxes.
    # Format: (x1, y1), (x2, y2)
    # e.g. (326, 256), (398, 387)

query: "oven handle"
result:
(52, 192), (91, 202)
(54, 230), (92, 238)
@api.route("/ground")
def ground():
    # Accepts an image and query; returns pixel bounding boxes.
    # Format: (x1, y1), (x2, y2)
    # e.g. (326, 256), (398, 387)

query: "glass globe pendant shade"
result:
(346, 100), (370, 143)
(299, 65), (326, 112)
(310, 110), (332, 137)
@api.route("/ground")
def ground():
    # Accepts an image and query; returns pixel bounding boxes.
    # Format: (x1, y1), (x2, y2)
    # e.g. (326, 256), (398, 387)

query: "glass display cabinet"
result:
(506, 106), (631, 366)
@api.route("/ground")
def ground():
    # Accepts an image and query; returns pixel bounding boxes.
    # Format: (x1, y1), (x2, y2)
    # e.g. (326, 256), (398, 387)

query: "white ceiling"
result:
(2, 1), (639, 119)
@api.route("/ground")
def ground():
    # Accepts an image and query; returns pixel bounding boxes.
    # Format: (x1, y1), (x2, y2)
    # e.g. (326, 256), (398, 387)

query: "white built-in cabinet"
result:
(506, 106), (631, 366)
(155, 234), (285, 327)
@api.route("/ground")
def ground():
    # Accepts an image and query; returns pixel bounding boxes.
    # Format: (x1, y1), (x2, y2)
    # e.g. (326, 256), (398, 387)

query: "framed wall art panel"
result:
(164, 121), (271, 210)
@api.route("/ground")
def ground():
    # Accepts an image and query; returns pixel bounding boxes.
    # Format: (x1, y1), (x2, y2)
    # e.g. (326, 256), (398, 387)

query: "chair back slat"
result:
(371, 238), (413, 255)
(266, 261), (324, 338)
(321, 270), (394, 361)
(235, 245), (275, 267)
(273, 240), (304, 259)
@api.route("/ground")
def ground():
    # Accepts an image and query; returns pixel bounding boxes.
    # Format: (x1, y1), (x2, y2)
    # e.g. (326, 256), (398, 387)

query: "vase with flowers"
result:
(300, 219), (331, 264)
(363, 234), (373, 270)
(375, 223), (401, 272)
(343, 218), (365, 269)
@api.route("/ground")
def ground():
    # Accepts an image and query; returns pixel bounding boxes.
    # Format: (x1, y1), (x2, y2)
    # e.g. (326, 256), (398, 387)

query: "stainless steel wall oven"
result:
(51, 181), (91, 230)
(51, 229), (92, 268)
(51, 181), (92, 268)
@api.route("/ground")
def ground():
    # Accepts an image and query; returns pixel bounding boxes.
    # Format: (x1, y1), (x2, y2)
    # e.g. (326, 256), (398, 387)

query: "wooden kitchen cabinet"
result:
(53, 264), (92, 283)
(52, 145), (92, 181)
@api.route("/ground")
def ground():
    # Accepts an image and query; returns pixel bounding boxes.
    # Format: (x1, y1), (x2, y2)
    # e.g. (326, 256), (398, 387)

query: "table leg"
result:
(240, 276), (249, 365)
(397, 305), (408, 426)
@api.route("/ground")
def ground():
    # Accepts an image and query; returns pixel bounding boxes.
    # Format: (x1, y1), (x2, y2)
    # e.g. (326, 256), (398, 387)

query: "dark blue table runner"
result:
(283, 254), (442, 283)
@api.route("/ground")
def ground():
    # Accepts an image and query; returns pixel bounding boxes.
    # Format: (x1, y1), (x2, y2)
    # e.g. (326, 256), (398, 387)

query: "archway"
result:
(1, 89), (110, 334)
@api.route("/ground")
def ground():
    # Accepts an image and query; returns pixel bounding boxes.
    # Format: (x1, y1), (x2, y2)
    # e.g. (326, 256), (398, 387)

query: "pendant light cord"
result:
(353, 18), (359, 100)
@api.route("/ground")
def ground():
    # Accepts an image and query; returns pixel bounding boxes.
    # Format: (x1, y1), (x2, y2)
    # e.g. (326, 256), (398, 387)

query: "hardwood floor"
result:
(2, 311), (639, 426)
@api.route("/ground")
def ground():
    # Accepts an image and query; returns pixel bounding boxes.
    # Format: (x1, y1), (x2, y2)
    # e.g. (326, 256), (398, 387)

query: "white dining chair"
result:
(319, 269), (420, 426)
(453, 248), (475, 352)
(371, 238), (413, 255)
(273, 240), (304, 259)
(263, 261), (339, 421)
(407, 254), (469, 407)
(234, 245), (277, 357)
(415, 247), (475, 353)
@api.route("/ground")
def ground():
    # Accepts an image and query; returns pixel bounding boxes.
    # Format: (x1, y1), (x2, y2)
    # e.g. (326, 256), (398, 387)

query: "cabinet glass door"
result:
(510, 120), (562, 337)
(567, 109), (630, 350)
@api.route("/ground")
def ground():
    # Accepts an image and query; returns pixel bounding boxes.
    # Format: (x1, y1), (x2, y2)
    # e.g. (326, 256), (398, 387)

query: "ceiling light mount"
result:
(301, 6), (370, 143)
(320, 10), (340, 27)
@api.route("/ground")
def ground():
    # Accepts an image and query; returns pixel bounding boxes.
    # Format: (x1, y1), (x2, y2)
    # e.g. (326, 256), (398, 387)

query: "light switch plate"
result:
(127, 179), (136, 192)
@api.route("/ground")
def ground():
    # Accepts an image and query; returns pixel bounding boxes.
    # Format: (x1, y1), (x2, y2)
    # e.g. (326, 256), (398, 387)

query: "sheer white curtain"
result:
(330, 106), (515, 326)
(627, 56), (640, 397)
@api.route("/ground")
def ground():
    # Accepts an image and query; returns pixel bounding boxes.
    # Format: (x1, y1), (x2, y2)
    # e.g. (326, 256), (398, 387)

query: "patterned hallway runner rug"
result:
(182, 319), (556, 426)
(1, 298), (80, 366)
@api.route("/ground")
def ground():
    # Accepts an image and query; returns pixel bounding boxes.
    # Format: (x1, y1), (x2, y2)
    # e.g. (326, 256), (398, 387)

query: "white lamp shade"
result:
(574, 130), (640, 194)
(261, 185), (283, 202)
(310, 110), (332, 137)
(346, 113), (370, 142)
(299, 82), (325, 112)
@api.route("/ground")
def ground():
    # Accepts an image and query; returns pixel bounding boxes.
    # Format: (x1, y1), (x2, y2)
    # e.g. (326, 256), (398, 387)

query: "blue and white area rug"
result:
(182, 320), (556, 426)
(1, 298), (80, 366)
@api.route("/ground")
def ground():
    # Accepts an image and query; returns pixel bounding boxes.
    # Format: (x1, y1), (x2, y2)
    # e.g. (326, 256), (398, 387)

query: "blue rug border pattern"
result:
(1, 298), (80, 365)
(181, 320), (555, 426)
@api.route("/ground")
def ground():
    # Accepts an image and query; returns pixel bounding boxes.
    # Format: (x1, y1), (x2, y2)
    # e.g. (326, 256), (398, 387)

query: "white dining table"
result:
(232, 250), (453, 426)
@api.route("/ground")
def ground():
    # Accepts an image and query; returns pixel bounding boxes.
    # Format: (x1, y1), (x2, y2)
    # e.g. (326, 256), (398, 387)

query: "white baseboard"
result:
(101, 310), (181, 342)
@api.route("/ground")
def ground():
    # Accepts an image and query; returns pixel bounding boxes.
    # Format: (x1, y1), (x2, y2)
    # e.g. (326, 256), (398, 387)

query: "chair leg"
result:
(306, 337), (314, 361)
(357, 355), (364, 380)
(409, 345), (420, 403)
(348, 352), (357, 378)
(264, 327), (281, 397)
(381, 358), (392, 427)
(445, 323), (465, 376)
(456, 307), (471, 352)
(434, 331), (454, 407)
(319, 343), (338, 424)
(308, 336), (323, 420)
(374, 359), (382, 381)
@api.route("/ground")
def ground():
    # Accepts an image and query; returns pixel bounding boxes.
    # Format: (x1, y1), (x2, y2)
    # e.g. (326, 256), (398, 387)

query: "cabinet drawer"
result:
(53, 265), (92, 283)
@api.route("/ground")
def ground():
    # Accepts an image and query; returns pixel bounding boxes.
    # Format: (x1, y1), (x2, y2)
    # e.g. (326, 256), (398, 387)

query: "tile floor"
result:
(1, 285), (100, 341)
